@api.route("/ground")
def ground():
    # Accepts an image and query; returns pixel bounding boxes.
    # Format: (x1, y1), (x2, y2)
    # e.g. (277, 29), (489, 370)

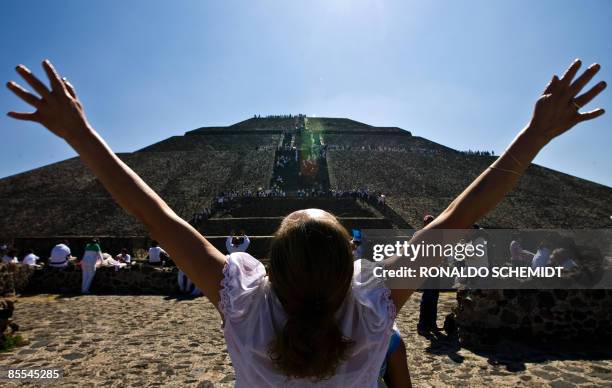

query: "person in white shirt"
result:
(147, 241), (168, 266)
(115, 248), (131, 265)
(467, 227), (489, 270)
(49, 241), (74, 268)
(510, 237), (534, 266)
(2, 249), (18, 264)
(226, 231), (250, 254)
(531, 241), (552, 268)
(22, 249), (41, 267)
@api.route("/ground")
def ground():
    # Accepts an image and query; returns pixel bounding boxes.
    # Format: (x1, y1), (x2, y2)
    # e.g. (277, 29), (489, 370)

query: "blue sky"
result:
(1, 0), (611, 186)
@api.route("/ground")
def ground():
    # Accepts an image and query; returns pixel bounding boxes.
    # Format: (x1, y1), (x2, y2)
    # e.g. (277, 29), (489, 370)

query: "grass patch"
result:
(0, 334), (27, 352)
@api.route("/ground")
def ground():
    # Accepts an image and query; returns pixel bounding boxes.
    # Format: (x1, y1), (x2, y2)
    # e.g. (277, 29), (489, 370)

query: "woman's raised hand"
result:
(6, 59), (91, 141)
(527, 59), (606, 144)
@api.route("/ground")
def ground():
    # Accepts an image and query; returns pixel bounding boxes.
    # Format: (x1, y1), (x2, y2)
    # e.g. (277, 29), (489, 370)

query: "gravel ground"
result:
(0, 293), (610, 387)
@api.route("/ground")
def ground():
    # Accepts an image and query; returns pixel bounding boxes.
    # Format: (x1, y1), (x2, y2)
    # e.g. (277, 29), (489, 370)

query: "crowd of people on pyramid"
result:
(275, 154), (292, 168)
(252, 113), (306, 119)
(191, 188), (291, 224)
(324, 143), (442, 155)
(255, 145), (275, 151)
(198, 187), (389, 206)
(459, 149), (496, 156)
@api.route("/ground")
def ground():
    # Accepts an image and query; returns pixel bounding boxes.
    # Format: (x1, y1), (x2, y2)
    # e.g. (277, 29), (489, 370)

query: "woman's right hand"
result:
(6, 59), (92, 142)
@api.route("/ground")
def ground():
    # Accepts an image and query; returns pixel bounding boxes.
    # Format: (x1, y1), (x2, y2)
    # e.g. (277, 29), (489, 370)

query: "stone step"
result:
(198, 216), (394, 236)
(215, 197), (377, 218)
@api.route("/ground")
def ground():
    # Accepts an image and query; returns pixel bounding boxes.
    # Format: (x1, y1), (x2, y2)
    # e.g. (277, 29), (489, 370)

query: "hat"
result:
(423, 215), (435, 225)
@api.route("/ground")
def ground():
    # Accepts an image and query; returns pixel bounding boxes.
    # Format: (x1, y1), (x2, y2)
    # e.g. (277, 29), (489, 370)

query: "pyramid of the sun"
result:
(0, 116), (611, 240)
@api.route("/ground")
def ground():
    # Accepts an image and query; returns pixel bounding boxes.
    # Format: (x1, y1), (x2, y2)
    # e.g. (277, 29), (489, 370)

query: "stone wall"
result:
(454, 289), (612, 347)
(0, 264), (35, 296)
(0, 263), (182, 295)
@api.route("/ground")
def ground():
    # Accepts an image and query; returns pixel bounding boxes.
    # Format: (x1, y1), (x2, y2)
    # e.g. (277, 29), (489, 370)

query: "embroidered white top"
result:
(220, 252), (396, 387)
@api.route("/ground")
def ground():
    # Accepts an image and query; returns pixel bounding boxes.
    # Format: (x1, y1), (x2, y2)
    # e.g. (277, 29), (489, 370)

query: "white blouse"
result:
(220, 252), (396, 387)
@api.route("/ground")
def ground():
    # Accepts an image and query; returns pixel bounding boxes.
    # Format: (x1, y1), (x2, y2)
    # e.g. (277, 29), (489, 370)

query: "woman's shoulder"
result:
(225, 252), (267, 279)
(220, 252), (269, 323)
(352, 259), (386, 290)
(347, 260), (396, 333)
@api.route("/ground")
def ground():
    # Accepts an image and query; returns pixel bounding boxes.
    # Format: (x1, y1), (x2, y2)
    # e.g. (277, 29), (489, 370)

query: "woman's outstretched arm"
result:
(433, 59), (605, 230)
(6, 60), (226, 311)
(390, 59), (606, 311)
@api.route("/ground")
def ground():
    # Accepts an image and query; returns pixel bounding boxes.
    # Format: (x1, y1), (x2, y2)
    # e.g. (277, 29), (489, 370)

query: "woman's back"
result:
(221, 252), (396, 387)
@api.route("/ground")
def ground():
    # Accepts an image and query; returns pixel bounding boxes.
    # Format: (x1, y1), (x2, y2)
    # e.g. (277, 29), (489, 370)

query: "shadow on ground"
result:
(421, 329), (612, 372)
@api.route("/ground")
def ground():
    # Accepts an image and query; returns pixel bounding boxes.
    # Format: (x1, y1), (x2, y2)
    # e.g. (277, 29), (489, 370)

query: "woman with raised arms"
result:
(6, 59), (606, 387)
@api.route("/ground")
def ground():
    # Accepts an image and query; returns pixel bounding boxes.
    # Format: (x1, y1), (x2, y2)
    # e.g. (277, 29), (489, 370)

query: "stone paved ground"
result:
(0, 293), (610, 387)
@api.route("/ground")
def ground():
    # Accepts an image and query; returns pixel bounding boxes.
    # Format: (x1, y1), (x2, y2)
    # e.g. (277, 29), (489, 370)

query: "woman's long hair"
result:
(268, 209), (355, 381)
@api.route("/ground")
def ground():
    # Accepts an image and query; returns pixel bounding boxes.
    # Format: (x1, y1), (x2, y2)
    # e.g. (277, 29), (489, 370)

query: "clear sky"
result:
(1, 0), (611, 186)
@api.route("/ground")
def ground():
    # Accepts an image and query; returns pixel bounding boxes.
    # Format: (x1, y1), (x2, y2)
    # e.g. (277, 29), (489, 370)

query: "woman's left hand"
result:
(527, 59), (606, 144)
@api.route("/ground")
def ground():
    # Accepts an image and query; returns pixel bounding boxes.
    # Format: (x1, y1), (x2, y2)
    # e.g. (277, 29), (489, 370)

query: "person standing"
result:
(177, 268), (194, 294)
(417, 215), (439, 336)
(81, 239), (102, 294)
(225, 231), (250, 254)
(350, 229), (365, 260)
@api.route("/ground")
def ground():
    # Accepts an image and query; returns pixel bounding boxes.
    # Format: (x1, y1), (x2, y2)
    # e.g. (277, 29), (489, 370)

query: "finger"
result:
(7, 111), (38, 121)
(543, 75), (559, 94)
(42, 59), (67, 94)
(570, 63), (601, 96)
(559, 59), (582, 86)
(16, 65), (50, 97)
(578, 108), (605, 122)
(62, 77), (77, 99)
(6, 81), (41, 107)
(574, 81), (607, 107)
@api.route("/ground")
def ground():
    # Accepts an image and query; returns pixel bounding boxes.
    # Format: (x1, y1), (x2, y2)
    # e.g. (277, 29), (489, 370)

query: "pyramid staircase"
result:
(198, 118), (409, 260)
(270, 132), (300, 191)
(197, 197), (400, 260)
